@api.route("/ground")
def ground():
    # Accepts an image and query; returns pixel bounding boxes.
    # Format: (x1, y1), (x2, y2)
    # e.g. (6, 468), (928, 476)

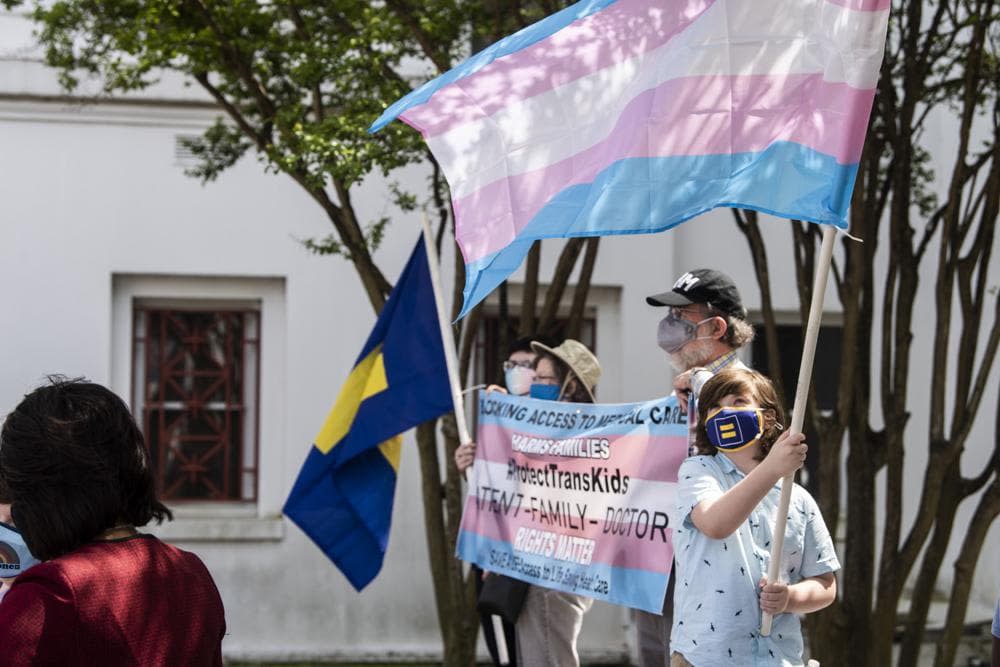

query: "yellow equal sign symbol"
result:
(720, 423), (737, 439)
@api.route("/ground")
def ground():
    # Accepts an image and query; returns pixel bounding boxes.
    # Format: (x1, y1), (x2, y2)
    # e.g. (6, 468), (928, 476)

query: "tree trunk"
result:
(499, 281), (511, 364)
(415, 415), (479, 666)
(415, 420), (472, 665)
(565, 238), (599, 340)
(934, 479), (1000, 667)
(731, 210), (786, 403)
(537, 238), (585, 336)
(520, 241), (541, 336)
(898, 465), (964, 666)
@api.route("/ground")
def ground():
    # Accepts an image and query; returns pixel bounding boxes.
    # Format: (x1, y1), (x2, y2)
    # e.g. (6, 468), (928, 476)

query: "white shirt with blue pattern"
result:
(669, 453), (840, 667)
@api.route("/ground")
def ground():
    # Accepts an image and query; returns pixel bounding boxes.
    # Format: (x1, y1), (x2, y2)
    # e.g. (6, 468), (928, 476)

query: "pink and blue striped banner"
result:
(371, 0), (890, 317)
(456, 391), (688, 612)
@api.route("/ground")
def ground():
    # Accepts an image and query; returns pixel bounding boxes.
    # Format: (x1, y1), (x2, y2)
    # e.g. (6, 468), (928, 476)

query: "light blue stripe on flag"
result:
(459, 141), (856, 317)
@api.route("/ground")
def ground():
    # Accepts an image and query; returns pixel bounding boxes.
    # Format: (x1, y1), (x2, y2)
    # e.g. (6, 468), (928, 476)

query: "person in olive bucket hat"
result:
(527, 339), (601, 403)
(515, 338), (601, 667)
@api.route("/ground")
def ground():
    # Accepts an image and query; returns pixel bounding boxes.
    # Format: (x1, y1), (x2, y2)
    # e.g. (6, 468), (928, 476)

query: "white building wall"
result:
(1, 7), (998, 662)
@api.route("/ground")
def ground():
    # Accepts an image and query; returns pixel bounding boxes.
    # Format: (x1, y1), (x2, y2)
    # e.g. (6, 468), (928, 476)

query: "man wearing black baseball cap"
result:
(633, 268), (755, 667)
(648, 268), (754, 406)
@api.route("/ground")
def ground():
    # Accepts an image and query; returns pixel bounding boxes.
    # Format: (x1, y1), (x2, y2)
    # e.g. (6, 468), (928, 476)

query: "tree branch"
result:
(520, 241), (541, 336)
(537, 238), (585, 336)
(384, 0), (452, 74)
(187, 0), (279, 122)
(565, 237), (599, 341)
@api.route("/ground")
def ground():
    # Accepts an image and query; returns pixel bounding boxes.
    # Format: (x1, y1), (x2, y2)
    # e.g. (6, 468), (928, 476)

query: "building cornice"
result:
(0, 92), (223, 128)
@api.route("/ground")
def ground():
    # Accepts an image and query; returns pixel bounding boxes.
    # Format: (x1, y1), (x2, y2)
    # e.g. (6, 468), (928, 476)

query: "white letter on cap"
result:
(673, 272), (700, 291)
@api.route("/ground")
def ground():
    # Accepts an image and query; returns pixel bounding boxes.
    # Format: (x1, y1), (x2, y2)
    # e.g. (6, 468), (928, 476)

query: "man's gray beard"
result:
(669, 338), (717, 371)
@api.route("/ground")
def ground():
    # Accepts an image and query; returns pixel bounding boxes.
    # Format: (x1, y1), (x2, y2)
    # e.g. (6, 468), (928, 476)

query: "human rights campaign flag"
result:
(283, 236), (453, 590)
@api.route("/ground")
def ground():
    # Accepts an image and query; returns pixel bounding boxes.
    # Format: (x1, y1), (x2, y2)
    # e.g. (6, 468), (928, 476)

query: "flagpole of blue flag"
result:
(760, 225), (838, 636)
(419, 213), (472, 446)
(420, 213), (514, 664)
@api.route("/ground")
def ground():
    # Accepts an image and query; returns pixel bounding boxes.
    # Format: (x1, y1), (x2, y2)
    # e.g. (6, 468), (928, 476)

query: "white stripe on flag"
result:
(414, 0), (889, 200)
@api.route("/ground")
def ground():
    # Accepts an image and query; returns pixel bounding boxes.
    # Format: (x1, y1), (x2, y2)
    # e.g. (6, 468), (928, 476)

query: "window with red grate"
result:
(132, 306), (260, 502)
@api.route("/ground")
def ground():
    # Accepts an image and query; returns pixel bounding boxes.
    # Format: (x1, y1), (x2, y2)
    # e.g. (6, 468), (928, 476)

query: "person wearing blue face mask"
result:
(454, 335), (555, 667)
(526, 339), (600, 404)
(670, 368), (838, 667)
(515, 338), (601, 667)
(454, 338), (600, 666)
(637, 269), (756, 667)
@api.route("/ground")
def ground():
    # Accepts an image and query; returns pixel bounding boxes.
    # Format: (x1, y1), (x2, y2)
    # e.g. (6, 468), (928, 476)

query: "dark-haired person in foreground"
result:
(0, 377), (226, 665)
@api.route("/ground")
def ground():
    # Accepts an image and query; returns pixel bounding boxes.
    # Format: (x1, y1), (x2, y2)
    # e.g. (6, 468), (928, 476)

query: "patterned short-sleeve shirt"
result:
(669, 453), (840, 666)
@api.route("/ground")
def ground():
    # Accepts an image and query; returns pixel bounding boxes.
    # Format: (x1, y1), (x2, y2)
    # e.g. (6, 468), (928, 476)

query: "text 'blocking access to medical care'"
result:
(456, 391), (688, 612)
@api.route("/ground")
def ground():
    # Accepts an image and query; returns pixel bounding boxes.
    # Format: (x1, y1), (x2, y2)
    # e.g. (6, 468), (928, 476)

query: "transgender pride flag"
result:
(371, 0), (890, 317)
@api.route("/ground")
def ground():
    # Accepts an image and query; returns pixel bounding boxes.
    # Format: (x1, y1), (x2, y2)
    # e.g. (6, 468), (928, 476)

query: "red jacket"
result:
(0, 534), (225, 666)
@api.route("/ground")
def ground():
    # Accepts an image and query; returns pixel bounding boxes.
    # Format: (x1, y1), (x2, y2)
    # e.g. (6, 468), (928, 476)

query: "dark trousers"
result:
(474, 565), (518, 666)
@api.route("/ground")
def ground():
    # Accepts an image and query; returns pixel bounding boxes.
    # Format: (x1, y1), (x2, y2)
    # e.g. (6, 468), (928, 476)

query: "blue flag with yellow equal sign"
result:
(283, 236), (453, 590)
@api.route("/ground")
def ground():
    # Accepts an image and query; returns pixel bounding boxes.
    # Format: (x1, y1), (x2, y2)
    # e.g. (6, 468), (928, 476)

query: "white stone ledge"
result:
(150, 516), (285, 542)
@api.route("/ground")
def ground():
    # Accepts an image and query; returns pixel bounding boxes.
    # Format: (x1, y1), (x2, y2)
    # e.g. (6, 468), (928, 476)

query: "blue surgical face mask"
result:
(0, 522), (40, 577)
(705, 407), (765, 451)
(657, 314), (715, 354)
(529, 383), (561, 401)
(504, 366), (535, 396)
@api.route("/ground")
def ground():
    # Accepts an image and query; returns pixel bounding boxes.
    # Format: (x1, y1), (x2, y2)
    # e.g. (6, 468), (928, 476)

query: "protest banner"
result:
(456, 390), (688, 613)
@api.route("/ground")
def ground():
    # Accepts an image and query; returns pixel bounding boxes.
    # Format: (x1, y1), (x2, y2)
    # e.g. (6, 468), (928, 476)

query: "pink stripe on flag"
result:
(400, 0), (715, 138)
(476, 424), (686, 483)
(455, 73), (874, 264)
(459, 496), (673, 573)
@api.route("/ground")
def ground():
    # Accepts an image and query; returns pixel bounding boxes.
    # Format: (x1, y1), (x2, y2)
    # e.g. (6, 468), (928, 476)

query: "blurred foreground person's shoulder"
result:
(0, 533), (224, 665)
(0, 377), (225, 666)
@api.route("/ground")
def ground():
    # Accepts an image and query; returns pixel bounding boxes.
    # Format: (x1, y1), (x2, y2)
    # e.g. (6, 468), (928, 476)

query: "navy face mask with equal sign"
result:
(704, 407), (765, 452)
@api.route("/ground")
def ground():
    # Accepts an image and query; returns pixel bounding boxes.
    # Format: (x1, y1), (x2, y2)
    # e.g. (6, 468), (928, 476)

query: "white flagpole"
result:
(419, 212), (472, 445)
(491, 615), (511, 665)
(760, 225), (837, 636)
(420, 213), (509, 663)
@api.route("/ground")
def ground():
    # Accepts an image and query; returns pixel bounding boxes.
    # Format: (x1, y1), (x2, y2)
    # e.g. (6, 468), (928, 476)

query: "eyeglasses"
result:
(502, 359), (534, 372)
(669, 305), (708, 319)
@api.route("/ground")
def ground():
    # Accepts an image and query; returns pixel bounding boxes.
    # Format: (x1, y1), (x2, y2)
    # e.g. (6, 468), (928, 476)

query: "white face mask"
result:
(0, 521), (40, 577)
(504, 366), (535, 396)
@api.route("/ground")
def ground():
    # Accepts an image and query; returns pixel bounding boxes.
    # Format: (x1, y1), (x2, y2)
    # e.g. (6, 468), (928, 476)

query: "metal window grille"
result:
(132, 306), (260, 502)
